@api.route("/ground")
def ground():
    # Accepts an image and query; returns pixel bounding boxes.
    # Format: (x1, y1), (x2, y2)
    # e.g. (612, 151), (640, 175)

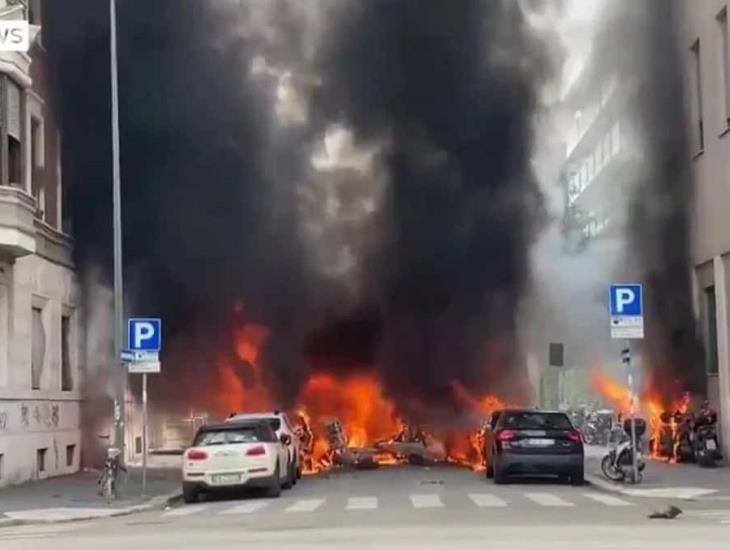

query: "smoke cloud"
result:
(529, 0), (703, 406)
(46, 0), (559, 421)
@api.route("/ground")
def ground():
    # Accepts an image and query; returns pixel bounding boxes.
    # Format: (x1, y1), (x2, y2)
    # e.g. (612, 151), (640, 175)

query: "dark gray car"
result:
(483, 409), (584, 485)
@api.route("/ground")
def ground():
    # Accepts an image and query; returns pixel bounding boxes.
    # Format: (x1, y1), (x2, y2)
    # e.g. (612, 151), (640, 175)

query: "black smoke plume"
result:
(46, 0), (557, 419)
(312, 0), (556, 414)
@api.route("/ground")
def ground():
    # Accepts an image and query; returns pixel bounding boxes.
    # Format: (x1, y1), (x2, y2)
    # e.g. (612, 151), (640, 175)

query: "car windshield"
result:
(266, 418), (282, 431)
(194, 427), (262, 446)
(501, 412), (572, 431)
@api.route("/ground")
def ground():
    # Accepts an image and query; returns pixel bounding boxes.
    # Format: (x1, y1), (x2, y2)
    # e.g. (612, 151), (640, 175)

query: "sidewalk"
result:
(0, 455), (182, 526)
(585, 445), (730, 500)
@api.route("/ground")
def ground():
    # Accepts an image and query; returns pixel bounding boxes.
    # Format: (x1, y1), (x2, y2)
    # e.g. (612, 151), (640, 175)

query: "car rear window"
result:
(500, 412), (572, 431)
(265, 418), (281, 431)
(194, 427), (262, 446)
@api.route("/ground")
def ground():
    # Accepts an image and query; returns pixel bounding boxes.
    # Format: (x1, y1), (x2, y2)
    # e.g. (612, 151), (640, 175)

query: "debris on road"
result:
(648, 505), (683, 519)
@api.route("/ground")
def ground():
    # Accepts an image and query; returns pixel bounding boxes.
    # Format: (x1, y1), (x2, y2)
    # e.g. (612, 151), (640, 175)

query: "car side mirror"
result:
(280, 434), (292, 446)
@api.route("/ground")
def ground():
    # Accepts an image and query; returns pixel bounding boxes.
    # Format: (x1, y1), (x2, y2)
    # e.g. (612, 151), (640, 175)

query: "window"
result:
(5, 79), (22, 187)
(705, 286), (719, 375)
(37, 448), (47, 474)
(0, 453), (3, 480)
(31, 117), (43, 169)
(66, 445), (75, 468)
(8, 136), (21, 186)
(61, 315), (72, 391)
(0, 283), (7, 386)
(135, 436), (142, 454)
(718, 7), (730, 129)
(28, 0), (42, 23)
(31, 306), (45, 390)
(690, 39), (704, 151)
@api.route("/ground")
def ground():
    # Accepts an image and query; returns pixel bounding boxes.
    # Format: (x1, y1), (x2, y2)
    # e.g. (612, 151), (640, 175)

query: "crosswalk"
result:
(161, 491), (635, 519)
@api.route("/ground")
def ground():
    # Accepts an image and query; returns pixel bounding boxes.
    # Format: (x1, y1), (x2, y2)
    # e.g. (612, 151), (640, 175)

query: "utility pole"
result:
(110, 0), (126, 461)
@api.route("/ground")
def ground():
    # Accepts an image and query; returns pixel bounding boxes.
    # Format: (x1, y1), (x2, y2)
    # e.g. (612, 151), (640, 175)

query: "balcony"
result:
(0, 184), (36, 258)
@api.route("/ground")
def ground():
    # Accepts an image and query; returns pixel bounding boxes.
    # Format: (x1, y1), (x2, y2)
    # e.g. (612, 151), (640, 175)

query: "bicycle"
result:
(97, 447), (126, 504)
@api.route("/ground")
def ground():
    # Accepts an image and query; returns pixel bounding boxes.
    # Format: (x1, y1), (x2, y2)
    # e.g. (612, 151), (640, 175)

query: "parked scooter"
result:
(694, 402), (721, 467)
(601, 418), (647, 483)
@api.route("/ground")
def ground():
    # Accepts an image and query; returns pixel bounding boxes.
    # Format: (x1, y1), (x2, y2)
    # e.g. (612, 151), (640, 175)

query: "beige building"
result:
(679, 0), (730, 458)
(0, 1), (82, 487)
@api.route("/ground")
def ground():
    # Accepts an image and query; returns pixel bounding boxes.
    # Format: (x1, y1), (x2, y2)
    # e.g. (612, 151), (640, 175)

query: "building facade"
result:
(679, 0), (730, 459)
(0, 0), (82, 487)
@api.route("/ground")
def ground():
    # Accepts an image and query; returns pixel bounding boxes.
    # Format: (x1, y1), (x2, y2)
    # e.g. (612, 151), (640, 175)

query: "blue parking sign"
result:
(609, 284), (643, 339)
(609, 284), (643, 316)
(128, 318), (162, 351)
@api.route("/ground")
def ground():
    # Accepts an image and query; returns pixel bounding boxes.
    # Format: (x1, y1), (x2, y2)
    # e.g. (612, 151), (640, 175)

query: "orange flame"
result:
(213, 315), (511, 473)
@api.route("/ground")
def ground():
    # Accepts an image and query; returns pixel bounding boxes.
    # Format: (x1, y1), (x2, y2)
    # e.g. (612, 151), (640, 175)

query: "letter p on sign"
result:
(128, 318), (161, 351)
(609, 284), (642, 317)
(616, 288), (635, 313)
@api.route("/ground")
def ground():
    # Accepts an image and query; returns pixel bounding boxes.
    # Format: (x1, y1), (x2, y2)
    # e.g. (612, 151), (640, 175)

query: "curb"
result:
(586, 473), (719, 500)
(0, 490), (182, 527)
(585, 473), (636, 496)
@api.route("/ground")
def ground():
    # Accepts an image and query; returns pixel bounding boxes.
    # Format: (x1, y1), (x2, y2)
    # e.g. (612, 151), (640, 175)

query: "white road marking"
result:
(220, 501), (271, 515)
(0, 522), (92, 541)
(582, 493), (633, 507)
(468, 493), (508, 507)
(346, 497), (378, 510)
(285, 498), (325, 512)
(409, 494), (444, 508)
(524, 492), (575, 507)
(163, 504), (210, 517)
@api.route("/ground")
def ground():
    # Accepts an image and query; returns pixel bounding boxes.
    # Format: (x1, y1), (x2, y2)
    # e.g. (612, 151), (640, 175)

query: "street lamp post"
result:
(110, 0), (126, 461)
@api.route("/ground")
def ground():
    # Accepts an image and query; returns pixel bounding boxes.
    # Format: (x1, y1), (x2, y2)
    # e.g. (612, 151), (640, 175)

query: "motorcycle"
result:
(694, 407), (721, 467)
(601, 418), (647, 483)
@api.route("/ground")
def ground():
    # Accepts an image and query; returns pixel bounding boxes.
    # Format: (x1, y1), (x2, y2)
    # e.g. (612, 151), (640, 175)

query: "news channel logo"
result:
(0, 21), (30, 52)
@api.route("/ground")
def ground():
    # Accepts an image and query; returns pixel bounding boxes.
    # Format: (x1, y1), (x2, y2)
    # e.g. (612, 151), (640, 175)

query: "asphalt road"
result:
(2, 465), (729, 549)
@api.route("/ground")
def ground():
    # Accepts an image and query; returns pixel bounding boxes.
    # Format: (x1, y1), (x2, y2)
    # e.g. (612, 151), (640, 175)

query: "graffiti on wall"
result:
(0, 402), (63, 432)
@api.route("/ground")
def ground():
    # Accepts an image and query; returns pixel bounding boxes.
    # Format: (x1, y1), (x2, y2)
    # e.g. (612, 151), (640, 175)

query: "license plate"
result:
(707, 440), (717, 451)
(211, 474), (240, 484)
(526, 438), (554, 446)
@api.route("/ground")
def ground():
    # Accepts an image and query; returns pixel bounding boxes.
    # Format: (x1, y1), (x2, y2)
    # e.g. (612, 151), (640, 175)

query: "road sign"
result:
(549, 343), (564, 367)
(128, 361), (161, 374)
(121, 349), (159, 363)
(128, 318), (162, 351)
(609, 284), (644, 339)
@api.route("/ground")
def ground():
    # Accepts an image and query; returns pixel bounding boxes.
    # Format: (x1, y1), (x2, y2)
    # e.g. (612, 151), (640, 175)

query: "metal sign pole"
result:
(142, 373), (148, 497)
(624, 345), (639, 484)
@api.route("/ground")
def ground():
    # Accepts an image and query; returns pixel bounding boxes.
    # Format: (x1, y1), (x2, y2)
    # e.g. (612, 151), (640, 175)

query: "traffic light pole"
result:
(623, 345), (640, 484)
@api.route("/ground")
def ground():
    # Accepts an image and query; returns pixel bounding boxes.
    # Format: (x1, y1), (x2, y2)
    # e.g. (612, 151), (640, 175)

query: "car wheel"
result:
(283, 460), (294, 490)
(570, 467), (584, 486)
(267, 462), (282, 498)
(291, 461), (298, 485)
(182, 483), (199, 504)
(493, 464), (508, 485)
(485, 464), (494, 479)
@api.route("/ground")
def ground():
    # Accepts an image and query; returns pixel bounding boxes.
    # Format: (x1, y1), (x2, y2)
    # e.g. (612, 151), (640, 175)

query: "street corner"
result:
(585, 473), (719, 500)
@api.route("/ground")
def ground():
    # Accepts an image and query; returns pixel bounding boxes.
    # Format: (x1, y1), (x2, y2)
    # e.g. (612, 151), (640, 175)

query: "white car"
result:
(227, 411), (303, 481)
(182, 420), (292, 503)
